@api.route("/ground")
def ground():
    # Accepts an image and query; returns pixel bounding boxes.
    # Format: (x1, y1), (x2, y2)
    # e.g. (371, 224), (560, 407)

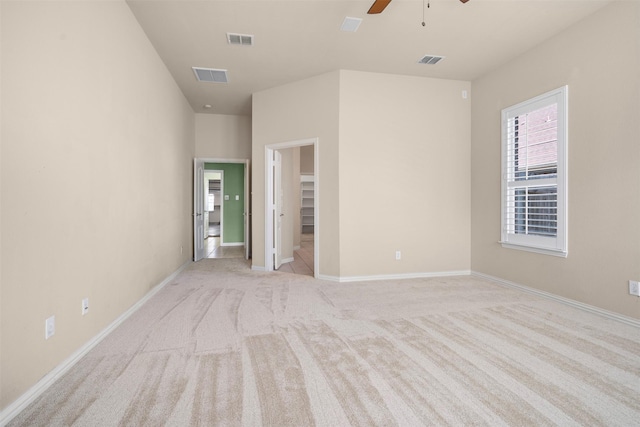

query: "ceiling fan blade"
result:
(368, 0), (392, 14)
(460, 0), (470, 3)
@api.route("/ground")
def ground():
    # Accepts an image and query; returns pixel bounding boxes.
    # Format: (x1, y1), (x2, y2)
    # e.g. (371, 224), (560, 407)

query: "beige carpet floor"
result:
(9, 259), (640, 426)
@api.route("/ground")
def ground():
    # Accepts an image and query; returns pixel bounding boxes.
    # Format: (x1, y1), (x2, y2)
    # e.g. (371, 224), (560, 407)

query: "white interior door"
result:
(274, 151), (283, 269)
(193, 159), (205, 261)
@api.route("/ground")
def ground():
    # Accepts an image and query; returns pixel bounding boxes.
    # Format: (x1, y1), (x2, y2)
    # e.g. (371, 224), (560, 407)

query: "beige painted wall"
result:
(1, 0), (195, 409)
(253, 69), (470, 279)
(300, 144), (314, 174)
(339, 71), (471, 277)
(195, 113), (251, 159)
(471, 1), (640, 319)
(252, 71), (340, 276)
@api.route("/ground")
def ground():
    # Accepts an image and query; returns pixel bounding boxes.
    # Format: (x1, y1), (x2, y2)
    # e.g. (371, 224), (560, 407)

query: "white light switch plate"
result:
(45, 315), (55, 339)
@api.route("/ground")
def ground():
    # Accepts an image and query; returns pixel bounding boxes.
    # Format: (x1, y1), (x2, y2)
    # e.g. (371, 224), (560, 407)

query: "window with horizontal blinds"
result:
(501, 86), (568, 256)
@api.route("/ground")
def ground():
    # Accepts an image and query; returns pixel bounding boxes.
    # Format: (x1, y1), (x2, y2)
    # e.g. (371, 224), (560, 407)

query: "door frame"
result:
(265, 138), (318, 277)
(193, 157), (250, 260)
(273, 150), (283, 270)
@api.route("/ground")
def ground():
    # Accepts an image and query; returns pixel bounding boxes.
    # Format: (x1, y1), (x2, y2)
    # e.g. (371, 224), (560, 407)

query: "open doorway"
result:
(203, 170), (227, 258)
(193, 158), (250, 262)
(276, 152), (314, 276)
(265, 138), (318, 278)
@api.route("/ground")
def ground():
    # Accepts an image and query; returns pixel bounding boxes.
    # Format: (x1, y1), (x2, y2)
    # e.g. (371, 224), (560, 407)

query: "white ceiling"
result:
(126, 0), (610, 116)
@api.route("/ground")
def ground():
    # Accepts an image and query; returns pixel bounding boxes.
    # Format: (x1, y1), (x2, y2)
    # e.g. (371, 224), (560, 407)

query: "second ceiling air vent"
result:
(418, 55), (445, 65)
(192, 67), (228, 83)
(227, 33), (254, 46)
(340, 17), (362, 32)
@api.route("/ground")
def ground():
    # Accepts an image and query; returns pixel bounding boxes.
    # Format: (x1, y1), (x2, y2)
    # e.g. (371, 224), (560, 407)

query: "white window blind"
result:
(501, 86), (568, 256)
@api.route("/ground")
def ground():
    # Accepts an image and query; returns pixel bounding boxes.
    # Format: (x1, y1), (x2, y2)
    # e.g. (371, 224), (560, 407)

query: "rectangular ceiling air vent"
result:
(340, 17), (362, 32)
(192, 67), (228, 83)
(418, 55), (444, 65)
(227, 33), (254, 46)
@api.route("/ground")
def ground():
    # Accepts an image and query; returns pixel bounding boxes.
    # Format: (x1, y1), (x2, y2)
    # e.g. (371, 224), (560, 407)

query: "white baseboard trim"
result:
(317, 274), (340, 282)
(0, 260), (192, 427)
(221, 242), (244, 247)
(472, 271), (640, 328)
(293, 245), (301, 251)
(318, 270), (471, 283)
(281, 257), (294, 264)
(251, 265), (266, 272)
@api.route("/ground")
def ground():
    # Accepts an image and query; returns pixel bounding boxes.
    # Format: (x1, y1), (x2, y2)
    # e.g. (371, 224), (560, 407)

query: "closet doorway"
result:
(265, 138), (318, 277)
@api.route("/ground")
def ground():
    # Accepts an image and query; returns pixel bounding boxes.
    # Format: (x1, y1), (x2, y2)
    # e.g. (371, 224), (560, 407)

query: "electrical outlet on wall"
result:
(629, 280), (640, 297)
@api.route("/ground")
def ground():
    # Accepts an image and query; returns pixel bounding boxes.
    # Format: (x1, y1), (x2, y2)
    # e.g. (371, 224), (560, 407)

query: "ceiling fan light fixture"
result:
(418, 55), (444, 65)
(368, 0), (392, 14)
(340, 17), (362, 32)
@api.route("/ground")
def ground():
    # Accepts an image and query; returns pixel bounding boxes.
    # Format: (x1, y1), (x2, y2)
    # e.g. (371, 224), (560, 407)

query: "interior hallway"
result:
(205, 237), (244, 259)
(206, 224), (245, 259)
(277, 233), (314, 277)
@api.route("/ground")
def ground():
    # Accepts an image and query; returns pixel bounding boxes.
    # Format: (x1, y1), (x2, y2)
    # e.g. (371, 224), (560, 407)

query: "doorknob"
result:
(280, 214), (284, 217)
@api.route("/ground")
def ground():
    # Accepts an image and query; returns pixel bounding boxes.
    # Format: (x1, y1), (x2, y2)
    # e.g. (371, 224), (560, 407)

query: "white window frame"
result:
(500, 86), (568, 257)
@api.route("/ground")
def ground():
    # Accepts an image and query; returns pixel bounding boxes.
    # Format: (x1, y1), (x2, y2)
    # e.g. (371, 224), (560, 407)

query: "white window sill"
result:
(500, 241), (568, 258)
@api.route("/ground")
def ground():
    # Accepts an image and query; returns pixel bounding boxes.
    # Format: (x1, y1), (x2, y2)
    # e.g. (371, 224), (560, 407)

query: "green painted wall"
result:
(205, 163), (244, 243)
